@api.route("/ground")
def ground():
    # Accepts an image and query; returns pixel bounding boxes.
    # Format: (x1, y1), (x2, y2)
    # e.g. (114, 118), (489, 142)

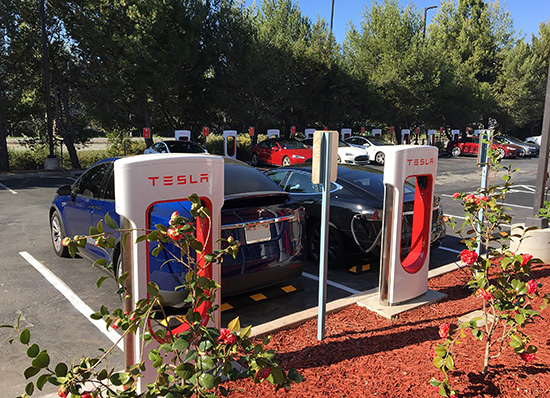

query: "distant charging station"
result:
(114, 154), (224, 392)
(267, 129), (280, 139)
(451, 129), (460, 141)
(401, 129), (411, 144)
(223, 130), (237, 158)
(427, 129), (437, 146)
(305, 128), (315, 139)
(341, 128), (352, 141)
(378, 146), (437, 306)
(372, 129), (382, 138)
(175, 130), (191, 141)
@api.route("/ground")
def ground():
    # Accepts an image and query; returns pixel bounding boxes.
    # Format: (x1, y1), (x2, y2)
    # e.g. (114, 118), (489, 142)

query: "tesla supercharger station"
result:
(267, 129), (280, 139)
(305, 128), (315, 139)
(175, 130), (191, 141)
(401, 129), (411, 144)
(223, 130), (237, 158)
(372, 129), (382, 138)
(452, 129), (460, 141)
(427, 129), (437, 146)
(341, 128), (352, 141)
(115, 154), (224, 392)
(378, 145), (437, 306)
(473, 129), (481, 136)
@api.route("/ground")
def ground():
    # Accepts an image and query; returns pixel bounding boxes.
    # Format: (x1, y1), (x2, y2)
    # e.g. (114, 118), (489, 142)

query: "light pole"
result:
(422, 5), (438, 41)
(330, 0), (335, 35)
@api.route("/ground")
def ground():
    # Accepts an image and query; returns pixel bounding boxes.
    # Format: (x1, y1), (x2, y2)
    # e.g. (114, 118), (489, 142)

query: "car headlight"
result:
(292, 155), (305, 159)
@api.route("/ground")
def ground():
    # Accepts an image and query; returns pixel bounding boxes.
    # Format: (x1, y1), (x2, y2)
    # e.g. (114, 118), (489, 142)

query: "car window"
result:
(74, 163), (110, 198)
(165, 141), (205, 153)
(265, 170), (289, 187)
(284, 171), (319, 193)
(102, 168), (115, 200)
(278, 139), (309, 150)
(152, 142), (166, 153)
(347, 137), (364, 145)
(224, 160), (283, 196)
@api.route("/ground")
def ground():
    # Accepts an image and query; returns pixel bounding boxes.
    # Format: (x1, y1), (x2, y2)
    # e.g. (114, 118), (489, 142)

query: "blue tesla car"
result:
(50, 157), (306, 306)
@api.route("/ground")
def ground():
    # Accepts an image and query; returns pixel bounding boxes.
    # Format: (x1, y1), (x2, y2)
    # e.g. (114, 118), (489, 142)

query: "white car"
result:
(301, 138), (370, 165)
(525, 135), (542, 146)
(144, 140), (208, 154)
(344, 136), (395, 165)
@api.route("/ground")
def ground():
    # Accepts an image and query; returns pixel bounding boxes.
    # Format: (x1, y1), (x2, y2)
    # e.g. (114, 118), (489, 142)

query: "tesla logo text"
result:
(406, 158), (434, 166)
(147, 173), (209, 187)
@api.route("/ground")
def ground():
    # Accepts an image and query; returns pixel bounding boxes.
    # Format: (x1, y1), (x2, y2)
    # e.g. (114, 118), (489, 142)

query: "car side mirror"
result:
(271, 146), (279, 151)
(57, 185), (72, 196)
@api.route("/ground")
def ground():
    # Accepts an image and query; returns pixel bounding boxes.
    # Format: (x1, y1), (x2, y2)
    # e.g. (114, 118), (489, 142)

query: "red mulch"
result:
(226, 263), (550, 397)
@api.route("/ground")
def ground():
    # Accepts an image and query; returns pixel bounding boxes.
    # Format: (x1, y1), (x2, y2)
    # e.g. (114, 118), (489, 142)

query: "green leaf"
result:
(198, 372), (215, 390)
(24, 366), (40, 379)
(173, 338), (190, 351)
(147, 282), (160, 297)
(288, 368), (303, 383)
(198, 355), (215, 370)
(175, 363), (195, 380)
(96, 276), (109, 288)
(26, 343), (39, 358)
(110, 372), (130, 386)
(96, 220), (104, 234)
(434, 346), (447, 358)
(105, 213), (118, 229)
(432, 356), (445, 369)
(20, 328), (30, 345)
(198, 339), (213, 353)
(31, 351), (50, 369)
(36, 374), (49, 390)
(240, 325), (252, 339)
(429, 378), (441, 387)
(25, 381), (34, 395)
(54, 363), (68, 377)
(136, 234), (147, 243)
(271, 367), (285, 385)
(445, 354), (454, 370)
(184, 350), (198, 363)
(228, 317), (240, 333)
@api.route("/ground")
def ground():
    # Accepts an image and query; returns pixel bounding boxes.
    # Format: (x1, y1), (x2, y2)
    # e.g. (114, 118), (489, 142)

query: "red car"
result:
(250, 138), (313, 167)
(447, 136), (524, 159)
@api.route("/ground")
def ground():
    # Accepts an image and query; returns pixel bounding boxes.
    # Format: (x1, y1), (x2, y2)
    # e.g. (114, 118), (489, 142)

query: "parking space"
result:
(0, 155), (543, 396)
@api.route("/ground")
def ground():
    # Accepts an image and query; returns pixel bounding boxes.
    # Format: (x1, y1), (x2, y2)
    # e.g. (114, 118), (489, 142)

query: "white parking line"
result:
(0, 182), (17, 194)
(438, 246), (462, 255)
(19, 251), (124, 351)
(302, 272), (361, 294)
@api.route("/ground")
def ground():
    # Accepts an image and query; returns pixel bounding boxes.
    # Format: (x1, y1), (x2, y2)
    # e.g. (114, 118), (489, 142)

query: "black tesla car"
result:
(265, 164), (446, 267)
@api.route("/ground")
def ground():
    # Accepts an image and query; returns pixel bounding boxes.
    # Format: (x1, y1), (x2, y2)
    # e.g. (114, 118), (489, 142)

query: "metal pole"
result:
(40, 0), (54, 157)
(422, 6), (438, 41)
(317, 133), (331, 341)
(330, 0), (335, 35)
(529, 60), (550, 228)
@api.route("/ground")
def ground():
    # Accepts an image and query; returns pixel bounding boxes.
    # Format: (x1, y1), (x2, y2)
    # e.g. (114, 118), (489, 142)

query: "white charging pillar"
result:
(451, 129), (460, 141)
(305, 128), (315, 139)
(223, 130), (237, 158)
(175, 130), (191, 141)
(267, 129), (280, 139)
(372, 129), (382, 138)
(401, 129), (411, 144)
(341, 128), (352, 141)
(379, 146), (437, 306)
(114, 154), (224, 392)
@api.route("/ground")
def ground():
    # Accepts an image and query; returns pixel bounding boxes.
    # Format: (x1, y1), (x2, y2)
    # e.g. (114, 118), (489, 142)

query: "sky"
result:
(245, 0), (550, 44)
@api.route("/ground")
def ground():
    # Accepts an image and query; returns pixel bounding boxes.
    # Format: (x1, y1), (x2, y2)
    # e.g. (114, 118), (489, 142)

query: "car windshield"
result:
(224, 159), (283, 196)
(369, 137), (390, 146)
(165, 141), (205, 153)
(277, 139), (309, 150)
(342, 168), (414, 198)
(338, 141), (351, 147)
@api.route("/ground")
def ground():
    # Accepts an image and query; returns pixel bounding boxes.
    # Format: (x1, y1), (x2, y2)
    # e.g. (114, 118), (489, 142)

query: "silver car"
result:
(494, 134), (539, 157)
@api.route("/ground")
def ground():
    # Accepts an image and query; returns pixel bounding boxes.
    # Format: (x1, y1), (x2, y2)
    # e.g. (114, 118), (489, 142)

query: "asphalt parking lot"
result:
(0, 154), (544, 397)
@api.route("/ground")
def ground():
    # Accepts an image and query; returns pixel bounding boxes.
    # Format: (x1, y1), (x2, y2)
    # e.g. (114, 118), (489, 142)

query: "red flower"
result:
(527, 279), (538, 295)
(477, 288), (493, 301)
(81, 394), (93, 398)
(430, 346), (437, 358)
(218, 328), (237, 345)
(476, 194), (488, 202)
(464, 194), (476, 202)
(257, 367), (271, 380)
(61, 237), (71, 247)
(442, 216), (448, 223)
(520, 352), (536, 363)
(112, 319), (119, 330)
(452, 192), (460, 199)
(521, 253), (533, 265)
(167, 228), (183, 241)
(57, 386), (68, 398)
(438, 323), (450, 339)
(460, 249), (478, 265)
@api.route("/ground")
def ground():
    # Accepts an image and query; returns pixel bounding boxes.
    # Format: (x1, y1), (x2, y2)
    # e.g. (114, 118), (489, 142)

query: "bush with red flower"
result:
(431, 152), (550, 397)
(2, 194), (302, 397)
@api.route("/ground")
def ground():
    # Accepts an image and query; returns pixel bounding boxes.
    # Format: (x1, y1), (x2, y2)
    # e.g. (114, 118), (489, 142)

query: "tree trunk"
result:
(0, 114), (9, 172)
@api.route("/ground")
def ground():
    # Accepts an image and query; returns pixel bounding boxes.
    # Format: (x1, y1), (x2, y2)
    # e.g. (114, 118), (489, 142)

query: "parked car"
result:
(494, 134), (539, 157)
(344, 136), (395, 165)
(301, 138), (370, 165)
(446, 136), (523, 158)
(144, 140), (208, 154)
(250, 138), (312, 167)
(265, 164), (446, 267)
(50, 157), (306, 306)
(525, 135), (542, 146)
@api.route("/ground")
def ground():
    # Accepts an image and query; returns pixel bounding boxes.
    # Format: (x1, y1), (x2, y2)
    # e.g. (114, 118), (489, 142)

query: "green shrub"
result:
(205, 133), (262, 162)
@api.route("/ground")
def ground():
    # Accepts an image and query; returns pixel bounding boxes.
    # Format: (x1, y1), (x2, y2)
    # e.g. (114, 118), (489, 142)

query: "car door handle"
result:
(88, 205), (101, 210)
(302, 200), (314, 205)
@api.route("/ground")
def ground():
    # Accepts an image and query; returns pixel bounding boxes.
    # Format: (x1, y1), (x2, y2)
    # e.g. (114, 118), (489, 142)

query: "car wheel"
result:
(251, 153), (259, 166)
(496, 147), (506, 160)
(282, 156), (291, 167)
(451, 146), (461, 157)
(308, 222), (345, 267)
(51, 210), (70, 257)
(375, 152), (385, 165)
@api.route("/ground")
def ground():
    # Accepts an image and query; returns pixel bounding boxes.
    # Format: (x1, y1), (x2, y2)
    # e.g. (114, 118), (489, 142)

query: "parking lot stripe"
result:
(0, 182), (17, 194)
(302, 272), (361, 294)
(438, 246), (462, 255)
(19, 251), (124, 351)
